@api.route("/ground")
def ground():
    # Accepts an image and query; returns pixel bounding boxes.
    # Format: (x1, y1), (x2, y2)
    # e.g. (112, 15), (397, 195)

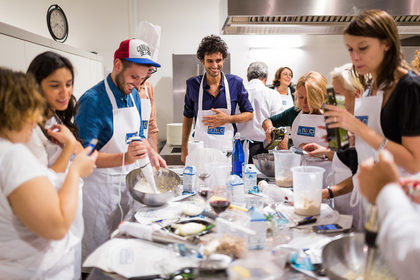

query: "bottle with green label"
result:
(324, 86), (349, 152)
(263, 127), (287, 150)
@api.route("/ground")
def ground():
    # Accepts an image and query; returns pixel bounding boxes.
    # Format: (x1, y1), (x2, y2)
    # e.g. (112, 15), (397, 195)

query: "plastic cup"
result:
(291, 166), (325, 216)
(273, 150), (301, 187)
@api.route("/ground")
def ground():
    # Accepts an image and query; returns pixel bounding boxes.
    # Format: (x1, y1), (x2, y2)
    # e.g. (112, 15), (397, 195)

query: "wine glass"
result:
(209, 186), (230, 215)
(198, 163), (211, 201)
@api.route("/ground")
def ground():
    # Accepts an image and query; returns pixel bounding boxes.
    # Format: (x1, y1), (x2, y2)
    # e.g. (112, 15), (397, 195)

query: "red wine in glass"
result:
(199, 189), (209, 200)
(210, 200), (231, 214)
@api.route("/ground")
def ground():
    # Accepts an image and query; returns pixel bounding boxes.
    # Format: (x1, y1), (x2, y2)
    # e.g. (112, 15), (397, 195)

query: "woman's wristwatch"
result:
(327, 185), (335, 208)
(327, 186), (334, 199)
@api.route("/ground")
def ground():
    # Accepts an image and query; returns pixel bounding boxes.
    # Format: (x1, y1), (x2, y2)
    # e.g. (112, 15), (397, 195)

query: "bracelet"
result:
(327, 186), (334, 199)
(377, 138), (388, 152)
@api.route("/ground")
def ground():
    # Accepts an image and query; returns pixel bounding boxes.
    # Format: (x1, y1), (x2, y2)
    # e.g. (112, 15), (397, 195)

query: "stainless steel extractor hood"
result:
(222, 0), (420, 35)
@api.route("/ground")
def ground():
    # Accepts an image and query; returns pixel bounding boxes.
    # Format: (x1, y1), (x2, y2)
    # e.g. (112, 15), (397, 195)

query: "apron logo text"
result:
(207, 126), (225, 135)
(142, 120), (149, 129)
(297, 126), (315, 137)
(125, 132), (139, 142)
(355, 115), (368, 125)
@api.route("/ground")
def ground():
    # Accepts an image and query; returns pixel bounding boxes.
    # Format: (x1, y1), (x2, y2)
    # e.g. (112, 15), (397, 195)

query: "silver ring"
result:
(333, 117), (337, 122)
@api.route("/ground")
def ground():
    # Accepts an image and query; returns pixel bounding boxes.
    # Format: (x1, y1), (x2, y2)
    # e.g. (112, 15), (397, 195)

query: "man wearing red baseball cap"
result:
(75, 39), (166, 265)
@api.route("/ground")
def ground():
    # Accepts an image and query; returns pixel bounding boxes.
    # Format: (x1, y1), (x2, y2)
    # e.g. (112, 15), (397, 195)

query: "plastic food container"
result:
(273, 150), (301, 187)
(291, 166), (325, 215)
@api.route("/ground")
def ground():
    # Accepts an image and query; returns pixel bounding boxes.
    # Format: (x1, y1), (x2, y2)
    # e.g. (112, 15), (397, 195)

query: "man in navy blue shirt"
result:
(181, 35), (253, 163)
(75, 39), (166, 264)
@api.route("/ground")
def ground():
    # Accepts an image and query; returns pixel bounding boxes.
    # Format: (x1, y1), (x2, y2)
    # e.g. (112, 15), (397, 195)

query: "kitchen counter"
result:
(84, 200), (350, 279)
(160, 143), (183, 165)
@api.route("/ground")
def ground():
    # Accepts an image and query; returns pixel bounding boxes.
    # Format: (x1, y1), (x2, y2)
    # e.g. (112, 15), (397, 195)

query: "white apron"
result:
(194, 73), (234, 152)
(292, 112), (333, 187)
(331, 153), (359, 224)
(82, 79), (141, 262)
(351, 90), (385, 230)
(43, 116), (85, 241)
(52, 172), (83, 280)
(140, 85), (152, 138)
(44, 117), (61, 167)
(280, 87), (295, 111)
(26, 117), (83, 279)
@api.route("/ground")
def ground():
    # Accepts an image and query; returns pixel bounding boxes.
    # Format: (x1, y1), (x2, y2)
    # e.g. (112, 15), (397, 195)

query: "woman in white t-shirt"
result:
(26, 51), (83, 171)
(26, 52), (87, 278)
(0, 68), (97, 279)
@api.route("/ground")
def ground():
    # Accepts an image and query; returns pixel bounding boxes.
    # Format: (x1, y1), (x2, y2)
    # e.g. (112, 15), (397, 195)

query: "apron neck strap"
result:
(198, 72), (231, 111)
(105, 78), (136, 110)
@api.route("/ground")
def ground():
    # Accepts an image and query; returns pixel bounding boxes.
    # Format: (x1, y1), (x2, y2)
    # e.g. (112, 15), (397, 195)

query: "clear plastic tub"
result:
(291, 166), (325, 216)
(273, 150), (301, 187)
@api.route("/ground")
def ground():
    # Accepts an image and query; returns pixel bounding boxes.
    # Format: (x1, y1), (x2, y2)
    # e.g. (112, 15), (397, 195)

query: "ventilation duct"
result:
(222, 0), (420, 35)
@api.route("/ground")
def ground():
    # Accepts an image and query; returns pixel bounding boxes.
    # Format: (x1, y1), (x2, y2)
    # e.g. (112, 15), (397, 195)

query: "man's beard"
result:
(115, 72), (131, 95)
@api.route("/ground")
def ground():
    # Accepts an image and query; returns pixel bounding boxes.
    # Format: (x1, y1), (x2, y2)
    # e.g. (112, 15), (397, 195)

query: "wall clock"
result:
(46, 4), (68, 42)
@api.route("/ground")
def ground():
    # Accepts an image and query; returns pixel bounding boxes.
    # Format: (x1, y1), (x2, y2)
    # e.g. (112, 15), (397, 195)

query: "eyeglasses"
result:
(148, 67), (157, 74)
(282, 72), (293, 78)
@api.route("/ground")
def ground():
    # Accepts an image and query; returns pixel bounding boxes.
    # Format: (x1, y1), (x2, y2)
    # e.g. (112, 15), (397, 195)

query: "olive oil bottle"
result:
(324, 86), (349, 152)
(263, 127), (287, 150)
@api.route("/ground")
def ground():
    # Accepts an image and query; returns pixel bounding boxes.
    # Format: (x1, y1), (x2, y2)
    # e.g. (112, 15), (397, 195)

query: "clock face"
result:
(50, 9), (67, 39)
(47, 5), (68, 42)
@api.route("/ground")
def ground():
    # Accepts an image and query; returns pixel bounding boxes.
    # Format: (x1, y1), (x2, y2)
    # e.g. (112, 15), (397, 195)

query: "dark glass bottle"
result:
(263, 127), (287, 150)
(324, 86), (349, 152)
(232, 132), (244, 177)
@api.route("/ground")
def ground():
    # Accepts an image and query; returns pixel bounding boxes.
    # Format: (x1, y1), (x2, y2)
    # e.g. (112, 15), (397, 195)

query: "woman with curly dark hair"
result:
(26, 51), (83, 173)
(272, 66), (295, 113)
(181, 35), (253, 163)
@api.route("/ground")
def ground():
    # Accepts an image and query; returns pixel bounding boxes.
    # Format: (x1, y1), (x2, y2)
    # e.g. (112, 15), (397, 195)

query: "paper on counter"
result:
(276, 203), (339, 227)
(84, 238), (199, 278)
(134, 202), (183, 225)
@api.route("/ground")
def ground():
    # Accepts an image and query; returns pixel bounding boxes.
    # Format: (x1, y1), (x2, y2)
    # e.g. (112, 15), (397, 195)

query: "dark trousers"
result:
(241, 140), (268, 164)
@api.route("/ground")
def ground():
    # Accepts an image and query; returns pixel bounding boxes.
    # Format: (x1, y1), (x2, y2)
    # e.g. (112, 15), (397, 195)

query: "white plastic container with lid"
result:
(182, 166), (197, 193)
(243, 164), (257, 193)
(248, 207), (267, 250)
(226, 175), (246, 207)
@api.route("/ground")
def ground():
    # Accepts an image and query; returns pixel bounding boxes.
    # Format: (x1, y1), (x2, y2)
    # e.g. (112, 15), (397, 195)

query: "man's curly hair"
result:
(196, 35), (228, 61)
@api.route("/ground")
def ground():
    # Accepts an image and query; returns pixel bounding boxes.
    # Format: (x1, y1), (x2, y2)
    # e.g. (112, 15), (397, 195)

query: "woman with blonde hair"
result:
(263, 71), (327, 148)
(412, 50), (420, 72)
(0, 67), (97, 279)
(263, 71), (333, 186)
(303, 63), (365, 224)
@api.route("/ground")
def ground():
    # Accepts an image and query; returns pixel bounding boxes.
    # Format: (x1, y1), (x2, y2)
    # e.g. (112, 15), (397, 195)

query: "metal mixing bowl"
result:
(126, 167), (181, 207)
(322, 233), (395, 280)
(252, 153), (275, 177)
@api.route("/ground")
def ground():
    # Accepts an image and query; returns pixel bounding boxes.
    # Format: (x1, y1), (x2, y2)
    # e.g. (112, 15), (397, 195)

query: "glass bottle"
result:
(324, 86), (349, 152)
(232, 132), (244, 177)
(263, 127), (287, 150)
